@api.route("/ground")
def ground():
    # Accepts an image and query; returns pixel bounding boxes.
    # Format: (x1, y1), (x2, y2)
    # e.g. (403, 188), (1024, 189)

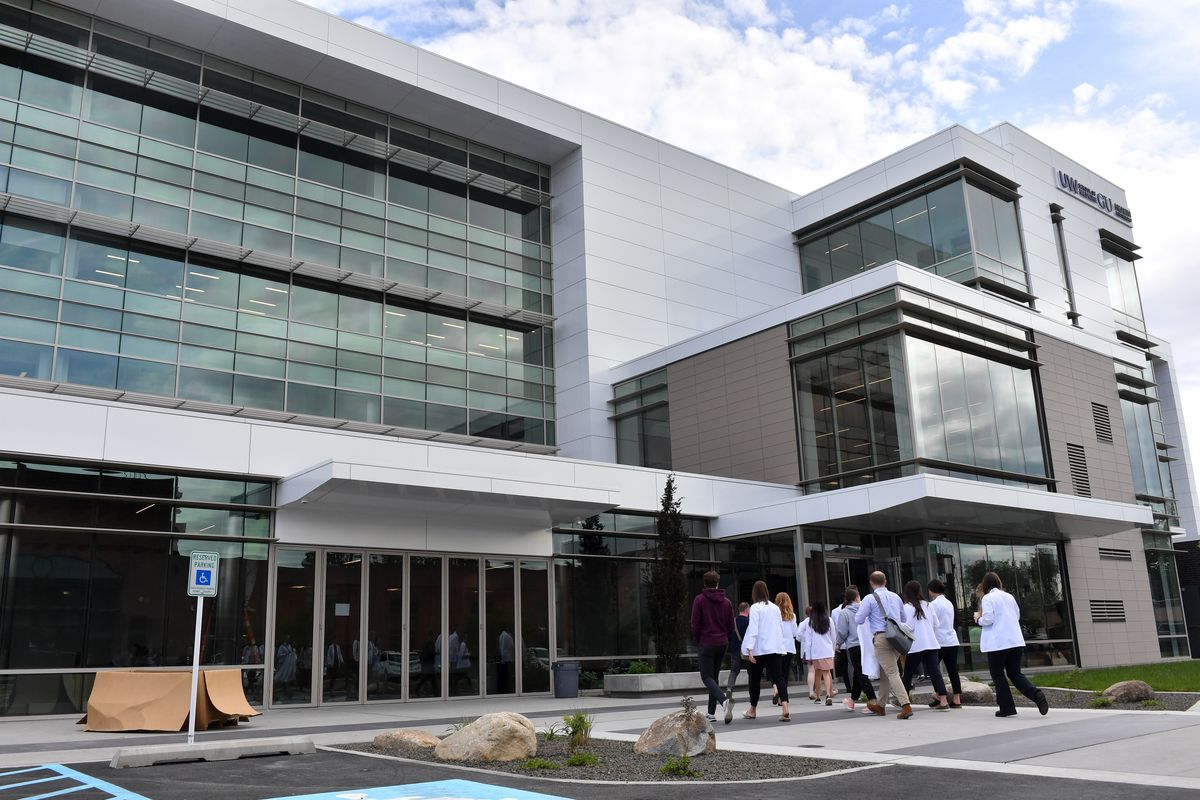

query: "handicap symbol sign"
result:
(195, 570), (212, 586)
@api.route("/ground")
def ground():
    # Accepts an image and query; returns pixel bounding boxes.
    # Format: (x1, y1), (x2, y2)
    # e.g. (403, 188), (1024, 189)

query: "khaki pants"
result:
(872, 632), (909, 707)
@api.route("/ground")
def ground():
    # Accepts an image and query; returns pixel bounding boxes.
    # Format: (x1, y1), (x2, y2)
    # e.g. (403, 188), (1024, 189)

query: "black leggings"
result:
(846, 645), (876, 701)
(901, 648), (947, 697)
(747, 653), (788, 707)
(988, 646), (1039, 714)
(936, 645), (962, 696)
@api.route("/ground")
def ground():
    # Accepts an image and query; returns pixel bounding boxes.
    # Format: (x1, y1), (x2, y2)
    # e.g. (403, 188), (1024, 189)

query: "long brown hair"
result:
(810, 601), (830, 635)
(981, 572), (1004, 593)
(902, 580), (926, 620)
(775, 592), (795, 621)
(751, 580), (770, 604)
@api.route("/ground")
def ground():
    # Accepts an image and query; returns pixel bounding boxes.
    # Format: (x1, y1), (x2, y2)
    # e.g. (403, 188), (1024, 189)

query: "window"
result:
(1143, 531), (1189, 657)
(798, 176), (1027, 300)
(1103, 247), (1145, 335)
(612, 369), (671, 469)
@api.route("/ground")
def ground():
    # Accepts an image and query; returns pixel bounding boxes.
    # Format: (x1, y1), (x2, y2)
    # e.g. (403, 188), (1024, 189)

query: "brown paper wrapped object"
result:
(202, 668), (261, 720)
(82, 671), (192, 732)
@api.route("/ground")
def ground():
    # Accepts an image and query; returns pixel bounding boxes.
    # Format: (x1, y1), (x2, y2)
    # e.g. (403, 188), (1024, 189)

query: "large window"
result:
(612, 370), (671, 469)
(798, 176), (1028, 300)
(1144, 531), (1189, 658)
(1103, 247), (1145, 335)
(0, 458), (271, 716)
(790, 289), (1047, 492)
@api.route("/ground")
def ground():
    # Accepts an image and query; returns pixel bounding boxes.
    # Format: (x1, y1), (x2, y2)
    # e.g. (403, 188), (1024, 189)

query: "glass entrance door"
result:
(823, 557), (873, 609)
(322, 552), (362, 703)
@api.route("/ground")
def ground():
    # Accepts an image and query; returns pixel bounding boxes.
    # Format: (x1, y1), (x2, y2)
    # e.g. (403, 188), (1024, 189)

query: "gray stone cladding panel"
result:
(665, 325), (798, 484)
(1035, 334), (1136, 503)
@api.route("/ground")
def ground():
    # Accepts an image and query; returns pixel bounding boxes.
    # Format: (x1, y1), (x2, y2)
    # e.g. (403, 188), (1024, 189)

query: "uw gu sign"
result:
(1055, 169), (1133, 224)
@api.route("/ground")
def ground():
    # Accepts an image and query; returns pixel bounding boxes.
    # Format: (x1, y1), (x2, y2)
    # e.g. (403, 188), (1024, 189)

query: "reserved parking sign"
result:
(187, 551), (220, 598)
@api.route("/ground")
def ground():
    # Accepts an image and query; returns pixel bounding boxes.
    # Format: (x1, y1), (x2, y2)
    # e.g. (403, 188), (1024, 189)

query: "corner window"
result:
(612, 369), (671, 469)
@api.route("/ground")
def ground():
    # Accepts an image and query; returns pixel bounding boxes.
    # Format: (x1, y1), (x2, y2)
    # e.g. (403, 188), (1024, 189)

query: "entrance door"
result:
(824, 557), (873, 609)
(321, 552), (362, 703)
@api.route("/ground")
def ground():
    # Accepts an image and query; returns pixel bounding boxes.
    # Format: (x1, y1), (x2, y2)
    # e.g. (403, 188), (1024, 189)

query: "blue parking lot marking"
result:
(265, 778), (569, 800)
(0, 764), (152, 800)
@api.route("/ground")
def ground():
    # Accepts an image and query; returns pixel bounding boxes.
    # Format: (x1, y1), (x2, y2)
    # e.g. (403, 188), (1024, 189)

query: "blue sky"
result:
(305, 0), (1200, 474)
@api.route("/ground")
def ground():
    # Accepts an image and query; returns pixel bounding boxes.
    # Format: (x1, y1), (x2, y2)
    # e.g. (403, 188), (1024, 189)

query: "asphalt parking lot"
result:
(66, 748), (1200, 800)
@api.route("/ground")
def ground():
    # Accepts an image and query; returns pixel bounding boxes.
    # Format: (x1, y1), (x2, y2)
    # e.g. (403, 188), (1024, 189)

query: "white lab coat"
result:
(902, 601), (940, 654)
(930, 595), (960, 648)
(780, 616), (798, 655)
(806, 620), (836, 660)
(857, 618), (879, 679)
(742, 601), (788, 656)
(796, 618), (812, 659)
(979, 588), (1025, 652)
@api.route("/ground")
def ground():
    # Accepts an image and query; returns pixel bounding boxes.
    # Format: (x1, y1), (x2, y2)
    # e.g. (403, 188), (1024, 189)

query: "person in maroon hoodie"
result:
(691, 570), (737, 722)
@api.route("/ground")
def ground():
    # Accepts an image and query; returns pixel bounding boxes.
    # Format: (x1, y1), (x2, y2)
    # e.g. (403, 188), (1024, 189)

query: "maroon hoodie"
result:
(691, 587), (736, 646)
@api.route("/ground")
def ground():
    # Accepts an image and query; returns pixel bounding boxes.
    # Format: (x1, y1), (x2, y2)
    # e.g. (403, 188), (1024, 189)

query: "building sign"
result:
(1055, 168), (1133, 224)
(266, 780), (570, 800)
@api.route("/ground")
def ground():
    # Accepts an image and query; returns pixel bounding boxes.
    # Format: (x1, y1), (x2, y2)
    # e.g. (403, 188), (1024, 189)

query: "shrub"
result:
(566, 750), (599, 767)
(520, 757), (561, 771)
(1141, 698), (1162, 708)
(628, 660), (655, 675)
(563, 710), (594, 750)
(660, 754), (701, 779)
(580, 670), (603, 689)
(444, 717), (474, 735)
(1090, 696), (1114, 709)
(541, 721), (564, 741)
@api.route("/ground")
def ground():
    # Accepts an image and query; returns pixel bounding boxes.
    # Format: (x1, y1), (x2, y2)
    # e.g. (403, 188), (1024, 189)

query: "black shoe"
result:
(927, 699), (940, 708)
(1034, 690), (1049, 716)
(995, 709), (1017, 717)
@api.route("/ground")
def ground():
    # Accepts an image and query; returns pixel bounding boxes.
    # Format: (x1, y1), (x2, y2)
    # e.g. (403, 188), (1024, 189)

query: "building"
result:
(0, 0), (1191, 716)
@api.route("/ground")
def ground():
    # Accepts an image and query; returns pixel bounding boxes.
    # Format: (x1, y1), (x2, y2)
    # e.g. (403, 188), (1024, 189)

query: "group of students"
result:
(690, 568), (1050, 722)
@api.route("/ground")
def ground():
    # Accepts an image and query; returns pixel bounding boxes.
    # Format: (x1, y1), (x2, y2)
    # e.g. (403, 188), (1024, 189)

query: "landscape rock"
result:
(373, 729), (441, 751)
(434, 712), (536, 762)
(959, 680), (996, 704)
(1102, 680), (1154, 703)
(633, 710), (716, 757)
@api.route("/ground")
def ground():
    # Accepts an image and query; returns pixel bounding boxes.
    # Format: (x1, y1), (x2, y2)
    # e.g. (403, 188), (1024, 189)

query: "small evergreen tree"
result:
(646, 475), (688, 672)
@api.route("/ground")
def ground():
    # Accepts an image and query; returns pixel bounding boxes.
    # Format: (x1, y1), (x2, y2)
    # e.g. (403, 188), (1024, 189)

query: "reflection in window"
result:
(1103, 249), (1145, 334)
(613, 370), (671, 469)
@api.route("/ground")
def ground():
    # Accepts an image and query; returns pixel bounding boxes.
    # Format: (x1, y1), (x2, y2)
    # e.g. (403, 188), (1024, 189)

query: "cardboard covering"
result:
(80, 668), (260, 732)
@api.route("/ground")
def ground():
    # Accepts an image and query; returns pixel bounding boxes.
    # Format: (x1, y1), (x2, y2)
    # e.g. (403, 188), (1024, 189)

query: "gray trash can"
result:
(551, 661), (580, 698)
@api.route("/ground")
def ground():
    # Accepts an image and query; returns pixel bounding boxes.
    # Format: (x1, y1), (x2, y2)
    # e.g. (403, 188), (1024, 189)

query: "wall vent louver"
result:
(1092, 402), (1114, 444)
(1090, 599), (1126, 622)
(1098, 547), (1133, 561)
(1067, 443), (1091, 497)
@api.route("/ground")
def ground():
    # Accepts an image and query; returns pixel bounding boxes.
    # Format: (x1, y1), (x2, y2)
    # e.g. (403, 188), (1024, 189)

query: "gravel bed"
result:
(336, 734), (866, 782)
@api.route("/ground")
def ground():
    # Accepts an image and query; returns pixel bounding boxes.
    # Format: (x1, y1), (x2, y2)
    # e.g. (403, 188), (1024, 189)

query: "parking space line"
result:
(0, 765), (150, 800)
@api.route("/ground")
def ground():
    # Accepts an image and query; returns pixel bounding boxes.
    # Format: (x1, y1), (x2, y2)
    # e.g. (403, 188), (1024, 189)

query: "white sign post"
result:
(186, 550), (220, 745)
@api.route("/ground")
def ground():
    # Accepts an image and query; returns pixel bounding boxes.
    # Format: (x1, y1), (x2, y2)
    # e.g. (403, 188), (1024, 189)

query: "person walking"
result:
(900, 581), (950, 712)
(808, 601), (836, 704)
(774, 592), (798, 707)
(836, 586), (878, 713)
(740, 580), (791, 722)
(831, 600), (852, 696)
(691, 570), (736, 723)
(797, 607), (816, 700)
(975, 572), (1049, 717)
(723, 602), (750, 724)
(854, 571), (913, 719)
(927, 579), (962, 708)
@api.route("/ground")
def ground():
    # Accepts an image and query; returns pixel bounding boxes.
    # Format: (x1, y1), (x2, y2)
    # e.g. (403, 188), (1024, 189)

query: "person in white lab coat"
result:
(927, 579), (962, 708)
(975, 572), (1049, 717)
(900, 581), (950, 711)
(773, 592), (798, 707)
(807, 601), (836, 704)
(796, 609), (816, 700)
(740, 580), (791, 722)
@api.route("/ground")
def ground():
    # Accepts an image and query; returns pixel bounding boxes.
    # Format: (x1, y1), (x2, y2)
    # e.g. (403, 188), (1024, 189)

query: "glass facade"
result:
(553, 514), (795, 672)
(612, 369), (671, 469)
(1103, 249), (1145, 336)
(1143, 531), (1189, 658)
(798, 177), (1028, 299)
(0, 2), (555, 446)
(790, 289), (1047, 492)
(0, 457), (271, 716)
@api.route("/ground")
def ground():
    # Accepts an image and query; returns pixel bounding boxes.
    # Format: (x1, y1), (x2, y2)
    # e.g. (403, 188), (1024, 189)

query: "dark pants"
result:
(902, 649), (947, 697)
(747, 653), (788, 708)
(778, 652), (793, 693)
(697, 644), (727, 714)
(846, 645), (876, 701)
(936, 646), (962, 696)
(988, 647), (1038, 714)
(725, 649), (743, 692)
(836, 649), (853, 695)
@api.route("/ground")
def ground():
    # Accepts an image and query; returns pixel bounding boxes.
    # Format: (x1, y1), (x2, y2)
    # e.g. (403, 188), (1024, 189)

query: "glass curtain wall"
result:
(0, 458), (272, 716)
(612, 370), (671, 469)
(799, 177), (1027, 298)
(1143, 531), (1189, 657)
(1103, 250), (1146, 336)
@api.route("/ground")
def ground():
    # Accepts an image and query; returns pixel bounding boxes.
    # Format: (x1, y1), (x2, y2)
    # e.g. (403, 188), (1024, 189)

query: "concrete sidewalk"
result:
(2, 690), (1199, 790)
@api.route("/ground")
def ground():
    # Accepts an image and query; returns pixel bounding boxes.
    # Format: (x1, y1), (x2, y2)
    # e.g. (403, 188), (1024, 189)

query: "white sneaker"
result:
(705, 713), (717, 722)
(723, 697), (734, 724)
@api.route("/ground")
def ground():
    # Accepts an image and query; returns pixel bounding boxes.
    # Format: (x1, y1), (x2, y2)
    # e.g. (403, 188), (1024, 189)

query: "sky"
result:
(302, 0), (1200, 475)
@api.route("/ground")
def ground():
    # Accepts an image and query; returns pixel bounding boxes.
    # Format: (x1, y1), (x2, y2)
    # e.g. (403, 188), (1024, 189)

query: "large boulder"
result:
(959, 680), (996, 705)
(1102, 680), (1154, 703)
(633, 710), (715, 757)
(373, 729), (441, 751)
(434, 712), (536, 762)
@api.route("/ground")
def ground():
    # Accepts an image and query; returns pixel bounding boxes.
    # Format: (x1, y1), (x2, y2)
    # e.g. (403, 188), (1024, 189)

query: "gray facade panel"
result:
(666, 325), (799, 485)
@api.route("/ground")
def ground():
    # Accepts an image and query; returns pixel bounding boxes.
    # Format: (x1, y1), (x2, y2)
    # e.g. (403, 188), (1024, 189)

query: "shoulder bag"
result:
(873, 590), (914, 654)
